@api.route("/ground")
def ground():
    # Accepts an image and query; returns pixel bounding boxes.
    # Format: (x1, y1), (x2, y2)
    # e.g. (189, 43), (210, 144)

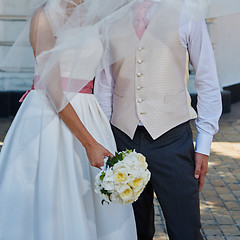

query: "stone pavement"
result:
(154, 102), (240, 240)
(0, 102), (240, 240)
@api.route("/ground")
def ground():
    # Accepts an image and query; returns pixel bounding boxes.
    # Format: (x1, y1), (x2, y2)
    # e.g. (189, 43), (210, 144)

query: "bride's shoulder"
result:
(30, 4), (48, 36)
(29, 4), (52, 55)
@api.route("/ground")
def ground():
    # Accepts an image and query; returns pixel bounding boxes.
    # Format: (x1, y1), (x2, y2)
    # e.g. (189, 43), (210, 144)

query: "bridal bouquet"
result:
(95, 149), (150, 204)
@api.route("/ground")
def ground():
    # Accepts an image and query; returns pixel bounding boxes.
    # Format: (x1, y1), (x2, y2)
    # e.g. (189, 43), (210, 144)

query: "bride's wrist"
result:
(81, 136), (97, 149)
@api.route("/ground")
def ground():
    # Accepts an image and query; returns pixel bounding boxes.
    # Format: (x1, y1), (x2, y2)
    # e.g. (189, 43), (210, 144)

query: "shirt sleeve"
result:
(187, 19), (222, 156)
(94, 67), (115, 121)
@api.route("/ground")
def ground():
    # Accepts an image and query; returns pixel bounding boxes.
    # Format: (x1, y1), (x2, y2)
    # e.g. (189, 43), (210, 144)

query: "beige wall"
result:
(0, 0), (40, 90)
(208, 13), (240, 87)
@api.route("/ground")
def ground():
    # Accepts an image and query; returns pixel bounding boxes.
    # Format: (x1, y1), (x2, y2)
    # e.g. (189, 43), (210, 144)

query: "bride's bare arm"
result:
(59, 104), (114, 168)
(29, 7), (113, 168)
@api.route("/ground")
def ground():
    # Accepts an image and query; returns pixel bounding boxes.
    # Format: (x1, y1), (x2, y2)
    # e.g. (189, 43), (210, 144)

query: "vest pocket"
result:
(113, 92), (125, 107)
(113, 92), (124, 98)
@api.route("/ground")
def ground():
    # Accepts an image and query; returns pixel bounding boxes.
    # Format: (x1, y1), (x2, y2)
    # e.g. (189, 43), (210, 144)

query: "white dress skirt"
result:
(0, 91), (137, 240)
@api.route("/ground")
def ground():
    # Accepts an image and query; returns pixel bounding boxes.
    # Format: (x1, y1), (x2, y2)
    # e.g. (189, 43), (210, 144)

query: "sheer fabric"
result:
(1, 0), (240, 112)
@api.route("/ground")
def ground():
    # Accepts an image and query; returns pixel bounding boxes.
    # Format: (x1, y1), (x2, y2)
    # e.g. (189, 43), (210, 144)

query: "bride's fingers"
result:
(105, 151), (114, 158)
(92, 160), (104, 169)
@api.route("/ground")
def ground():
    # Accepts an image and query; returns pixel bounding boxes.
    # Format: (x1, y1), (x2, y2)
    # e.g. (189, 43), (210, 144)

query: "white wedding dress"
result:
(0, 32), (137, 240)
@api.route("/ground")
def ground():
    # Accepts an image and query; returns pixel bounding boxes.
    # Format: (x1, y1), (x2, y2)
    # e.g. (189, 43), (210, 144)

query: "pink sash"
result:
(19, 76), (94, 102)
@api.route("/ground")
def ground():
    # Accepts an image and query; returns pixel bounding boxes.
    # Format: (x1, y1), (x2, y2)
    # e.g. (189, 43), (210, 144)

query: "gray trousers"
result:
(111, 122), (203, 240)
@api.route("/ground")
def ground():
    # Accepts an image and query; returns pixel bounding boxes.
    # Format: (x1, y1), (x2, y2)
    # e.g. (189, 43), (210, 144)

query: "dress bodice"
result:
(34, 26), (103, 80)
(21, 28), (103, 102)
(58, 29), (103, 80)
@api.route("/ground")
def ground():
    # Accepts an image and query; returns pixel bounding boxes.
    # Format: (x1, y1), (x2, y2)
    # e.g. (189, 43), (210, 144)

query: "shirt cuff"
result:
(195, 132), (213, 156)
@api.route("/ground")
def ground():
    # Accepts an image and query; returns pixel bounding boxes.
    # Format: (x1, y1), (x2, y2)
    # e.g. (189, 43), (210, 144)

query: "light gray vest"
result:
(110, 2), (197, 139)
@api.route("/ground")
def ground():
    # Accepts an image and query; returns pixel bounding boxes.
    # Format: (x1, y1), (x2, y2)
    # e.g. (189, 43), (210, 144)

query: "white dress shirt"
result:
(94, 0), (222, 156)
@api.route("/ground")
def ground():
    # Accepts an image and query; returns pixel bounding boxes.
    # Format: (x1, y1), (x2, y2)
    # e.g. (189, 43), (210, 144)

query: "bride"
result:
(0, 0), (137, 239)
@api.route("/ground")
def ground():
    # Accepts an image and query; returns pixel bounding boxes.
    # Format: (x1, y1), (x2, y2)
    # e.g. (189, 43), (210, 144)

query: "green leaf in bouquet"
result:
(100, 188), (112, 205)
(106, 151), (124, 168)
(101, 199), (109, 205)
(105, 149), (134, 168)
(99, 171), (106, 181)
(100, 188), (112, 197)
(123, 149), (133, 157)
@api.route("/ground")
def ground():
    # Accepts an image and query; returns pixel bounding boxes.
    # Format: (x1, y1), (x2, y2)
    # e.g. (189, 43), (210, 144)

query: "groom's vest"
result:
(110, 2), (197, 140)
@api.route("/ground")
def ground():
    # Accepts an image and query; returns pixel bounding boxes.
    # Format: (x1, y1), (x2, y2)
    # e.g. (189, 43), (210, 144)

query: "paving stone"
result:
(210, 179), (226, 187)
(215, 186), (231, 194)
(219, 225), (240, 236)
(203, 191), (219, 198)
(230, 211), (240, 225)
(215, 215), (235, 225)
(219, 193), (238, 201)
(202, 219), (217, 225)
(206, 200), (225, 207)
(212, 211), (231, 219)
(202, 225), (223, 236)
(202, 184), (215, 191)
(225, 201), (240, 211)
(224, 177), (238, 184)
(153, 236), (169, 240)
(206, 237), (225, 240)
(201, 212), (215, 220)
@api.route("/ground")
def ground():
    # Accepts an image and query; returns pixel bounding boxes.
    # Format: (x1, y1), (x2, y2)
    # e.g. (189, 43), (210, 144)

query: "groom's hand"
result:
(194, 153), (209, 192)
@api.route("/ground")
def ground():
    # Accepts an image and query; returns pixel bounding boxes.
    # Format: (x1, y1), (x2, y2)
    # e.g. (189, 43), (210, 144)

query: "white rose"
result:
(94, 186), (101, 194)
(113, 161), (125, 171)
(101, 180), (114, 191)
(137, 153), (148, 169)
(113, 168), (131, 184)
(95, 173), (103, 190)
(133, 186), (145, 200)
(128, 177), (145, 189)
(110, 192), (123, 204)
(95, 171), (102, 182)
(142, 170), (151, 184)
(118, 185), (134, 204)
(104, 168), (114, 182)
(123, 153), (137, 166)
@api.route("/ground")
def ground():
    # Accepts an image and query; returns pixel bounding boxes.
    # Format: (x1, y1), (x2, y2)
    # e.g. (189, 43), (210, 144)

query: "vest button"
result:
(137, 59), (143, 64)
(137, 86), (142, 90)
(136, 72), (142, 77)
(137, 98), (142, 103)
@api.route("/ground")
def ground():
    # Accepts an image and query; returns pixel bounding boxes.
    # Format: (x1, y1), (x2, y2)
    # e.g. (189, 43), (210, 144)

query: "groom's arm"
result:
(94, 67), (115, 121)
(187, 19), (222, 191)
(188, 20), (222, 156)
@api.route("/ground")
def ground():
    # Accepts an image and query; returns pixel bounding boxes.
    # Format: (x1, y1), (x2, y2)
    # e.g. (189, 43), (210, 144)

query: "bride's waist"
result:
(32, 75), (93, 94)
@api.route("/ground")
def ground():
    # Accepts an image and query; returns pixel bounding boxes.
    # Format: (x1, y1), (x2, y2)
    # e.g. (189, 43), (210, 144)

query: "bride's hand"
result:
(85, 141), (114, 169)
(58, 103), (113, 169)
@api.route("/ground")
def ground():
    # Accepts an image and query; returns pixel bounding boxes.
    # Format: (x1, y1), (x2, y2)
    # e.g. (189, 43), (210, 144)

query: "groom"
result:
(95, 0), (222, 239)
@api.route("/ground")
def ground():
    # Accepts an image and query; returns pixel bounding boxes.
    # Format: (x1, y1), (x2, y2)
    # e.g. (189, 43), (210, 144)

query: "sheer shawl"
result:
(1, 0), (240, 112)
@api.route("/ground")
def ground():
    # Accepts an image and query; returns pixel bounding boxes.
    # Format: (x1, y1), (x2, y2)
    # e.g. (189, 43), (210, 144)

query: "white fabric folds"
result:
(0, 91), (137, 240)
